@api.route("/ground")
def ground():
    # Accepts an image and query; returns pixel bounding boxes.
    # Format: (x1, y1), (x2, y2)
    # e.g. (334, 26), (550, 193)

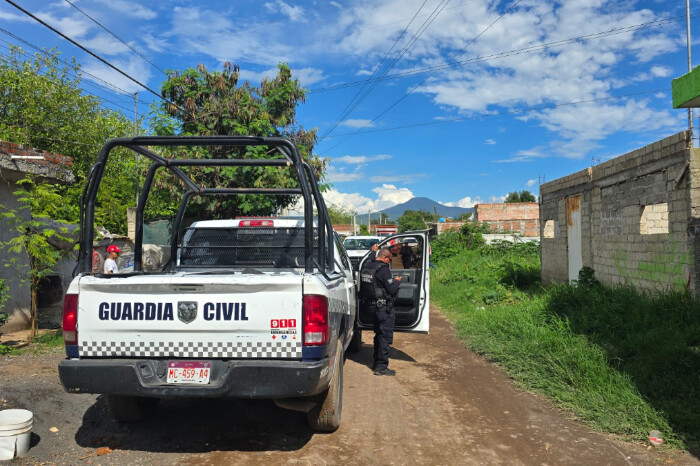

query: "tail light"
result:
(302, 295), (329, 346)
(239, 219), (274, 227)
(62, 293), (78, 345)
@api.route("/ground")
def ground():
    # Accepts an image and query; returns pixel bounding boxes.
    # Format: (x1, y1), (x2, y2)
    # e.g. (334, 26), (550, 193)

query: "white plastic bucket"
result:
(0, 409), (33, 460)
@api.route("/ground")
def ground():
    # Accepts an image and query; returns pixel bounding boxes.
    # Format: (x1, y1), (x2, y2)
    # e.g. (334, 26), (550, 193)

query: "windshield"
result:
(343, 238), (378, 250)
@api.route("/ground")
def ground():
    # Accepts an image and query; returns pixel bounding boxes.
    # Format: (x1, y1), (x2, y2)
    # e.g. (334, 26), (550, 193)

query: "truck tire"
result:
(347, 327), (362, 353)
(307, 339), (343, 432)
(105, 395), (159, 422)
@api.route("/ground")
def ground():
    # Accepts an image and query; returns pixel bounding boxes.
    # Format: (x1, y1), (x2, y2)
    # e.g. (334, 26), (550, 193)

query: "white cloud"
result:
(325, 0), (682, 160)
(168, 7), (293, 65)
(294, 67), (327, 86)
(93, 0), (157, 19)
(334, 154), (392, 164)
(485, 139), (496, 145)
(323, 184), (414, 213)
(340, 119), (375, 129)
(525, 179), (537, 188)
(326, 164), (364, 183)
(142, 34), (170, 54)
(371, 184), (414, 209)
(264, 0), (305, 22)
(81, 33), (131, 56)
(238, 66), (325, 86)
(495, 149), (548, 163)
(444, 196), (483, 208)
(650, 65), (672, 78)
(36, 11), (93, 38)
(82, 55), (153, 94)
(330, 1), (342, 9)
(0, 9), (34, 23)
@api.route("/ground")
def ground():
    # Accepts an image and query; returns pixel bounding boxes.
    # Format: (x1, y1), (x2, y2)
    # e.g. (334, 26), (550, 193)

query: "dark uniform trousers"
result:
(372, 300), (395, 371)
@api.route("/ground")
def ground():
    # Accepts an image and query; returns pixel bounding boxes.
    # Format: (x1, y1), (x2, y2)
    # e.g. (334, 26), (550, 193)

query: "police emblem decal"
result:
(177, 302), (197, 324)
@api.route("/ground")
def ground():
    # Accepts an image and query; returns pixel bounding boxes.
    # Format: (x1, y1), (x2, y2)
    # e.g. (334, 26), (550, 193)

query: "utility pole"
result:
(134, 92), (139, 205)
(687, 0), (694, 146)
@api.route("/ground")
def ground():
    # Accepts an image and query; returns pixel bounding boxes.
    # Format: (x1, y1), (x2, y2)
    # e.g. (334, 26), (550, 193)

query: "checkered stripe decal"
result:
(79, 340), (302, 358)
(328, 297), (349, 315)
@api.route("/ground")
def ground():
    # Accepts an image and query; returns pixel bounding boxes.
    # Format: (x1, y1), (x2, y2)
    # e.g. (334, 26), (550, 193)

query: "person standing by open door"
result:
(360, 247), (403, 376)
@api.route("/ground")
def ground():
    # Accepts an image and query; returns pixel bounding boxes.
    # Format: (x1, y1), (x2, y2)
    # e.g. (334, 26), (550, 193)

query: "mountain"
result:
(372, 197), (473, 221)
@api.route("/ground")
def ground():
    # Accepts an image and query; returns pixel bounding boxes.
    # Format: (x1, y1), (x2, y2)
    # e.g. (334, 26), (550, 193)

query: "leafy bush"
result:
(459, 221), (489, 249)
(431, 230), (465, 264)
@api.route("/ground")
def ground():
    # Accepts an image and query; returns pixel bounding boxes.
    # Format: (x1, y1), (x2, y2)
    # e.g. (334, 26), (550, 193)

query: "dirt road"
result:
(1, 307), (697, 465)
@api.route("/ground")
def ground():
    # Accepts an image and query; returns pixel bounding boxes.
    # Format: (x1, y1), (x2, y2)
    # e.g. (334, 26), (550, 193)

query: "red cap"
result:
(107, 245), (121, 253)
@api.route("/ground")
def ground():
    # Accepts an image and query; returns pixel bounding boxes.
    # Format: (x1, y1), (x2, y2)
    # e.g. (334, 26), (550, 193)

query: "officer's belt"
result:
(372, 299), (387, 305)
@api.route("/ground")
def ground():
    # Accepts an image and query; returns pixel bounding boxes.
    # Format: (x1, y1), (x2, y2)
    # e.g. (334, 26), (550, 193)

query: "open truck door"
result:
(356, 231), (430, 334)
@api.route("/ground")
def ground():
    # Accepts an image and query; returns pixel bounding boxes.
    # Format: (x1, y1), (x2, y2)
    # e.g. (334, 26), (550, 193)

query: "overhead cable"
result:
(310, 13), (695, 94)
(3, 0), (181, 111)
(319, 0), (523, 154)
(63, 0), (168, 76)
(318, 0), (431, 141)
(329, 88), (668, 138)
(320, 0), (452, 141)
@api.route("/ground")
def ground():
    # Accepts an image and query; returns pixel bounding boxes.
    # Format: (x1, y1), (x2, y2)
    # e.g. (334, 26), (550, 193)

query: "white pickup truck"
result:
(58, 136), (429, 432)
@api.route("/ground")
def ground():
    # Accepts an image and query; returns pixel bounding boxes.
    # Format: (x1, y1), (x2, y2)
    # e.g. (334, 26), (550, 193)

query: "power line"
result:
(0, 27), (143, 101)
(318, 0), (430, 141)
(63, 0), (168, 76)
(3, 0), (180, 110)
(328, 88), (668, 138)
(322, 0), (524, 154)
(322, 0), (452, 141)
(0, 46), (143, 115)
(310, 13), (692, 94)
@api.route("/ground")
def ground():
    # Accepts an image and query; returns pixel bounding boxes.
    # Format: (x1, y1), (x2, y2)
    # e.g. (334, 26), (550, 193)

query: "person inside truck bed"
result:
(103, 245), (121, 274)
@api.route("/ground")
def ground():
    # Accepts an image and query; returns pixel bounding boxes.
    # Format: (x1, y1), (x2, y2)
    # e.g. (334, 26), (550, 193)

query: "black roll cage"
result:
(75, 136), (335, 276)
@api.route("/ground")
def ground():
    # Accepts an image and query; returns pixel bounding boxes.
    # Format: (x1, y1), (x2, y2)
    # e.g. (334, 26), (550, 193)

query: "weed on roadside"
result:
(432, 246), (700, 449)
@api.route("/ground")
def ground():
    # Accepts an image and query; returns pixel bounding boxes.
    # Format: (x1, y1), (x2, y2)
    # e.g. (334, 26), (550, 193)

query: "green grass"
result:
(0, 329), (64, 355)
(432, 244), (700, 449)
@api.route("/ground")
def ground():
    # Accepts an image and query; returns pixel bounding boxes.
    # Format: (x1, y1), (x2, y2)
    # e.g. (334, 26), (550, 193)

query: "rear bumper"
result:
(58, 357), (330, 399)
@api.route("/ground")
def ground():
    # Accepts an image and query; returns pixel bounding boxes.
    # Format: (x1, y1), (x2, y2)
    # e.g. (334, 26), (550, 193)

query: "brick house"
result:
(539, 131), (698, 294)
(0, 141), (75, 332)
(473, 203), (540, 237)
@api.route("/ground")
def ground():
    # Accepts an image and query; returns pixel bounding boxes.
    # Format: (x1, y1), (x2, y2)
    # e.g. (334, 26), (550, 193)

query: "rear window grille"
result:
(179, 227), (319, 268)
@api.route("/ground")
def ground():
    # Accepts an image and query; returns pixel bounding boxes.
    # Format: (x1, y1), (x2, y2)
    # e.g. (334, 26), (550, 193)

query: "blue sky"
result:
(0, 0), (694, 214)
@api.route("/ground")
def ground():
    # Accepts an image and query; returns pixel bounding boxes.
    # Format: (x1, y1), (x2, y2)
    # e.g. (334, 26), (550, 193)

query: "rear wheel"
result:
(347, 327), (362, 353)
(307, 339), (344, 432)
(105, 395), (159, 422)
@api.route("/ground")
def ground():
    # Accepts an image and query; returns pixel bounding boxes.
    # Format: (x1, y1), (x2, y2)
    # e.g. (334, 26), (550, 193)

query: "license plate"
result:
(166, 361), (211, 384)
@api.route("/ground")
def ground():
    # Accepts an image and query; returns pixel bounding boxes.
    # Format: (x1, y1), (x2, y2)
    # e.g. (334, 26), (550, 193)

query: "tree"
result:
(505, 190), (536, 203)
(397, 210), (432, 232)
(327, 205), (353, 224)
(150, 62), (327, 219)
(458, 212), (472, 221)
(0, 177), (75, 340)
(0, 46), (137, 234)
(359, 224), (370, 235)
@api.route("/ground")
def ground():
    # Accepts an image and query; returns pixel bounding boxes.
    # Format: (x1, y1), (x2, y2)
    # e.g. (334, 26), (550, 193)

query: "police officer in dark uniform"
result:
(399, 242), (414, 269)
(360, 247), (403, 376)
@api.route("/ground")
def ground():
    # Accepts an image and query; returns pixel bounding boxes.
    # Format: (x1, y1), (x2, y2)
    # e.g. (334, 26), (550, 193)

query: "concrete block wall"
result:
(540, 131), (695, 294)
